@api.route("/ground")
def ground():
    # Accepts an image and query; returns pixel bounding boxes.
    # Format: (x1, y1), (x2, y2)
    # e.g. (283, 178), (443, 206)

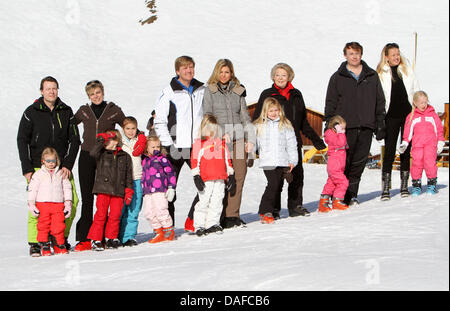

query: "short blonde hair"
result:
(85, 80), (104, 96)
(270, 63), (295, 82)
(207, 59), (240, 86)
(41, 147), (61, 167)
(175, 56), (195, 72)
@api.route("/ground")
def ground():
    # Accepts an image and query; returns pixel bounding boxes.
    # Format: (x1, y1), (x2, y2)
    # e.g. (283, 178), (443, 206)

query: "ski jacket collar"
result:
(32, 97), (69, 112)
(170, 77), (204, 94)
(337, 60), (375, 80)
(207, 81), (246, 96)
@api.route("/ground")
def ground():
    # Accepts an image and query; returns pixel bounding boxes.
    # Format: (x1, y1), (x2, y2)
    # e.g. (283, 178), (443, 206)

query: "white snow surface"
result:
(0, 0), (448, 291)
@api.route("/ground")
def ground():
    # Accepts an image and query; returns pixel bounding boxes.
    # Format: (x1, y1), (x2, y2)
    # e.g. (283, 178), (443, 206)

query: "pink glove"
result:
(28, 201), (40, 217)
(132, 133), (147, 156)
(64, 201), (72, 219)
(335, 124), (345, 134)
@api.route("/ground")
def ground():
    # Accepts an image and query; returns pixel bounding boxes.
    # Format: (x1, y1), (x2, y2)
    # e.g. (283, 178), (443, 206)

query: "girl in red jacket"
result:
(318, 115), (349, 212)
(399, 91), (445, 196)
(27, 147), (72, 256)
(191, 114), (235, 236)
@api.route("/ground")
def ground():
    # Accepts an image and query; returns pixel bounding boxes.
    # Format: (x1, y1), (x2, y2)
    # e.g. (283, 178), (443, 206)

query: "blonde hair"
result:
(376, 43), (409, 80)
(199, 114), (220, 139)
(328, 115), (346, 130)
(85, 80), (104, 96)
(207, 59), (240, 86)
(145, 135), (167, 156)
(253, 97), (293, 136)
(122, 116), (138, 128)
(175, 55), (195, 72)
(270, 63), (295, 82)
(41, 147), (61, 167)
(409, 90), (429, 121)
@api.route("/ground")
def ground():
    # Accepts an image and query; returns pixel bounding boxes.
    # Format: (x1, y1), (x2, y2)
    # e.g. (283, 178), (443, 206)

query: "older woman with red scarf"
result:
(252, 63), (326, 218)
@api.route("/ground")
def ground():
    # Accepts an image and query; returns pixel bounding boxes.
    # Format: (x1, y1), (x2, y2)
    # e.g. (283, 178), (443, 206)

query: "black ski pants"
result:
(344, 127), (373, 203)
(382, 116), (411, 173)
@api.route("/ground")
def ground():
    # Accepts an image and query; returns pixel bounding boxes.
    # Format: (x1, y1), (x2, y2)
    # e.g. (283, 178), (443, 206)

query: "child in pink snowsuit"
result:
(141, 135), (177, 243)
(319, 115), (349, 212)
(399, 91), (445, 196)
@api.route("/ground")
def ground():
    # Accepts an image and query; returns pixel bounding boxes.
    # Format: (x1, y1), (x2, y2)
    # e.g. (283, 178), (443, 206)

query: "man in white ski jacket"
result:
(154, 55), (205, 225)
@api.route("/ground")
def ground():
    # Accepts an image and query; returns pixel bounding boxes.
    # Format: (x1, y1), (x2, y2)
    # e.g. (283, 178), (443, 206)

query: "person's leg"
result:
(49, 203), (66, 246)
(194, 182), (215, 230)
(36, 203), (51, 243)
(64, 175), (79, 239)
(87, 194), (110, 242)
(423, 144), (438, 179)
(153, 192), (173, 228)
(104, 196), (125, 240)
(205, 181), (225, 229)
(119, 179), (143, 243)
(287, 149), (304, 209)
(258, 168), (284, 215)
(76, 150), (96, 242)
(225, 140), (247, 218)
(410, 145), (424, 181)
(344, 128), (373, 204)
(382, 117), (401, 174)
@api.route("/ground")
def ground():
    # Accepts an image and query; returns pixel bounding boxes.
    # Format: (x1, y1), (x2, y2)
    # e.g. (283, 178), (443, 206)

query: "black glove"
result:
(247, 158), (254, 168)
(314, 139), (327, 151)
(193, 175), (205, 192)
(226, 174), (236, 195)
(375, 122), (386, 140)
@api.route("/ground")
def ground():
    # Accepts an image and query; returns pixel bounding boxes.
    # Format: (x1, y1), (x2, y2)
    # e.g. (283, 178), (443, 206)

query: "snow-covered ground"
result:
(0, 0), (448, 291)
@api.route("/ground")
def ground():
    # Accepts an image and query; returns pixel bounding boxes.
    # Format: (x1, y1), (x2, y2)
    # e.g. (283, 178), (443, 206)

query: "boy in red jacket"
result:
(191, 115), (235, 236)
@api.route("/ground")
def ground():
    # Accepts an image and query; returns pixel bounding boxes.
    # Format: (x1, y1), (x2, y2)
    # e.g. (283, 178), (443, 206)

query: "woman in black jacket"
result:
(253, 63), (326, 217)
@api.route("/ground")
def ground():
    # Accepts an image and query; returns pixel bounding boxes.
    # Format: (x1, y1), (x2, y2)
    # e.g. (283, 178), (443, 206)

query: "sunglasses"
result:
(44, 159), (57, 163)
(385, 43), (399, 49)
(86, 80), (101, 86)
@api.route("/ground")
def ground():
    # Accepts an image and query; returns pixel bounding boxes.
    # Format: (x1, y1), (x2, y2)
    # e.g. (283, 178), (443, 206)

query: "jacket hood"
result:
(170, 77), (204, 92)
(414, 104), (436, 115)
(208, 81), (246, 96)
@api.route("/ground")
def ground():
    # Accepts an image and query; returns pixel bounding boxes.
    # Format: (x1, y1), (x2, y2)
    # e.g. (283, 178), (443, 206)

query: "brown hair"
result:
(41, 147), (61, 167)
(85, 80), (104, 96)
(40, 76), (59, 90)
(327, 115), (346, 130)
(106, 129), (122, 147)
(343, 42), (363, 55)
(175, 55), (195, 72)
(122, 116), (138, 128)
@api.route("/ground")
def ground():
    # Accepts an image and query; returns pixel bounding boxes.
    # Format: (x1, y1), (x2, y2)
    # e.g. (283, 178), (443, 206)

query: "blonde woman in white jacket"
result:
(376, 43), (420, 200)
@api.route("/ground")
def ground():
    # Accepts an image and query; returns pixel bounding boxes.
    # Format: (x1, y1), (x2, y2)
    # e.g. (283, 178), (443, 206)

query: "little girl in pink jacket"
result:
(399, 91), (445, 196)
(319, 115), (349, 212)
(27, 147), (72, 256)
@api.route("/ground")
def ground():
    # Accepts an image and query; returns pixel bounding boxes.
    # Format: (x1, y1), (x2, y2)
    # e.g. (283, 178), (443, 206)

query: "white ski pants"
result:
(194, 180), (225, 229)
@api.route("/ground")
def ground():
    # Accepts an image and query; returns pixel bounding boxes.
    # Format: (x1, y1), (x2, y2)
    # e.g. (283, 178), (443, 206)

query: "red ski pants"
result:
(36, 202), (66, 245)
(87, 194), (124, 241)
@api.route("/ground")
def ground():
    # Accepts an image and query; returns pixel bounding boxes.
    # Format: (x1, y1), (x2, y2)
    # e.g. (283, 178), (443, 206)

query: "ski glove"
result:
(96, 132), (116, 144)
(375, 121), (386, 141)
(64, 200), (72, 219)
(283, 167), (294, 183)
(165, 187), (175, 202)
(28, 201), (40, 217)
(124, 188), (134, 205)
(132, 132), (147, 156)
(193, 175), (205, 192)
(437, 141), (445, 155)
(226, 174), (236, 195)
(398, 141), (409, 154)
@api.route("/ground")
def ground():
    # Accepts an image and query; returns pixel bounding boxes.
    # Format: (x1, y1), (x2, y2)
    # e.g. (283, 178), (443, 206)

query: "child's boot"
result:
(40, 242), (52, 256)
(74, 240), (92, 252)
(184, 217), (195, 233)
(149, 228), (165, 244)
(426, 178), (437, 195)
(53, 244), (69, 255)
(332, 198), (349, 210)
(29, 243), (41, 257)
(318, 194), (332, 213)
(163, 226), (175, 241)
(411, 179), (422, 197)
(260, 212), (275, 224)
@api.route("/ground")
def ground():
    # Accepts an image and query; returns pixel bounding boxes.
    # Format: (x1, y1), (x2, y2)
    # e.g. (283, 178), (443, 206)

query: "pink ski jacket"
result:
(403, 105), (444, 147)
(27, 166), (72, 203)
(324, 128), (348, 174)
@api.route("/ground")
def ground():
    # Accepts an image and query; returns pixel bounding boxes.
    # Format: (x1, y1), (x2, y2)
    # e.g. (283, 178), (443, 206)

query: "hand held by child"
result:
(124, 187), (134, 205)
(132, 132), (147, 156)
(165, 187), (175, 202)
(27, 201), (40, 217)
(398, 141), (409, 154)
(437, 141), (445, 155)
(193, 175), (205, 192)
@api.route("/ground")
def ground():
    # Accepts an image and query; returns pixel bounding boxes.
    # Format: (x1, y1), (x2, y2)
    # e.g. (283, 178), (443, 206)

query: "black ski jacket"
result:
(17, 97), (81, 175)
(325, 61), (386, 130)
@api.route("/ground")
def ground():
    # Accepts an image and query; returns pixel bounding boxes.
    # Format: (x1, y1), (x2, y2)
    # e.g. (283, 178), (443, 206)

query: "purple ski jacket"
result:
(141, 150), (176, 195)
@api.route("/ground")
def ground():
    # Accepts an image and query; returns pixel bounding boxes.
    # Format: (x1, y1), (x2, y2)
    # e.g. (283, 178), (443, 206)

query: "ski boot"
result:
(318, 194), (332, 213)
(411, 179), (422, 197)
(332, 198), (349, 210)
(426, 178), (437, 195)
(53, 244), (69, 255)
(105, 238), (122, 249)
(149, 228), (165, 244)
(195, 227), (208, 237)
(74, 240), (92, 252)
(40, 242), (52, 256)
(29, 243), (41, 257)
(260, 212), (275, 224)
(91, 240), (105, 251)
(163, 226), (175, 241)
(206, 225), (224, 234)
(184, 216), (195, 233)
(123, 239), (138, 247)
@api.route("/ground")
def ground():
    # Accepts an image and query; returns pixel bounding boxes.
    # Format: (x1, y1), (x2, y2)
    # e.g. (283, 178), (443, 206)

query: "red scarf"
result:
(273, 82), (294, 100)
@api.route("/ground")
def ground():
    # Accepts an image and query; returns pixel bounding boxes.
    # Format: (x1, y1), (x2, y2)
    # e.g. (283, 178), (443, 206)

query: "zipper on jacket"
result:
(89, 102), (109, 136)
(190, 93), (194, 146)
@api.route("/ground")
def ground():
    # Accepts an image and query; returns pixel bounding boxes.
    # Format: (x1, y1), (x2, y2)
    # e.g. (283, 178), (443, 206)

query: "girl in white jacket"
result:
(253, 97), (298, 224)
(27, 147), (72, 256)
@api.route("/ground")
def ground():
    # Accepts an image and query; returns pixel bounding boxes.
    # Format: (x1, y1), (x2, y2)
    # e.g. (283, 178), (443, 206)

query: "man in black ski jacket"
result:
(325, 42), (386, 206)
(17, 76), (81, 256)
